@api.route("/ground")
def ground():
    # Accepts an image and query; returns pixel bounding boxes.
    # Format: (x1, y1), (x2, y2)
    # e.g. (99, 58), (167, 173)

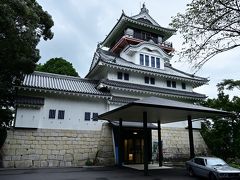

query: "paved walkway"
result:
(0, 166), (202, 180)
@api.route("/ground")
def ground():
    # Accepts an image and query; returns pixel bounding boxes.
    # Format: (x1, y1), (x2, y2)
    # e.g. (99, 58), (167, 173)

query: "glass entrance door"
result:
(124, 137), (144, 164)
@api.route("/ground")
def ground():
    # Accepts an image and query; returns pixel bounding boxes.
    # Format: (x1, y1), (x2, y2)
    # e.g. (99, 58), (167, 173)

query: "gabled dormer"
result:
(120, 41), (172, 70)
(101, 4), (176, 55)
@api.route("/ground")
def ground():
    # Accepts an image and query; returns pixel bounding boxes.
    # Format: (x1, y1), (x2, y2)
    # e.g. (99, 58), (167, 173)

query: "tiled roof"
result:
(97, 49), (208, 84)
(21, 72), (110, 96)
(100, 79), (206, 99)
(110, 96), (139, 104)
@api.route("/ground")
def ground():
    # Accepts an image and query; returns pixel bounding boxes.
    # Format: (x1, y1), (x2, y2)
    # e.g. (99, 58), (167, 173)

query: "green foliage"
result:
(36, 58), (79, 77)
(0, 0), (53, 147)
(217, 79), (240, 92)
(170, 0), (240, 71)
(85, 158), (93, 166)
(200, 80), (240, 160)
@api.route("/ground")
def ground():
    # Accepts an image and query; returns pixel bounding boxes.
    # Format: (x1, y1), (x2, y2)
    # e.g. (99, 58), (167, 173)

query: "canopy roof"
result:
(99, 97), (230, 123)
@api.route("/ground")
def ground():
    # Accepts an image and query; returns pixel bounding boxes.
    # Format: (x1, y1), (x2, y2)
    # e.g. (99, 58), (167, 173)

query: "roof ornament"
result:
(140, 3), (149, 14)
(122, 9), (125, 15)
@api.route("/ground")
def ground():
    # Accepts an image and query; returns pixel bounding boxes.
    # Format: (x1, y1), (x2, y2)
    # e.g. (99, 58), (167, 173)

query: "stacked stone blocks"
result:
(2, 123), (114, 168)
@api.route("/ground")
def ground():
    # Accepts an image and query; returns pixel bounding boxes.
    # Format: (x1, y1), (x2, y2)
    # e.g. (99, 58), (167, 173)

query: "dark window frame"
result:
(145, 55), (149, 66)
(150, 77), (155, 85)
(151, 56), (155, 67)
(144, 76), (150, 84)
(172, 81), (176, 88)
(156, 58), (160, 68)
(140, 54), (144, 65)
(117, 72), (123, 80)
(85, 112), (91, 121)
(182, 82), (186, 89)
(167, 80), (171, 87)
(92, 113), (98, 121)
(49, 109), (56, 119)
(58, 110), (65, 120)
(124, 73), (129, 81)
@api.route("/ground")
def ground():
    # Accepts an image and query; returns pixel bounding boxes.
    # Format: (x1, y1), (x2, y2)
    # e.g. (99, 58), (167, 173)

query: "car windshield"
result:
(206, 158), (226, 166)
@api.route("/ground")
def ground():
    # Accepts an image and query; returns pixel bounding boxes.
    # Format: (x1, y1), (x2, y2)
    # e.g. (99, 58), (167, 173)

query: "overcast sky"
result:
(36, 0), (240, 99)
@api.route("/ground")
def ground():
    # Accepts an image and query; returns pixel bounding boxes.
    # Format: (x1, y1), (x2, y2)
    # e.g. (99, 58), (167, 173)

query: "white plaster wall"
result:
(15, 108), (40, 128)
(107, 69), (193, 92)
(161, 120), (202, 129)
(15, 95), (108, 131)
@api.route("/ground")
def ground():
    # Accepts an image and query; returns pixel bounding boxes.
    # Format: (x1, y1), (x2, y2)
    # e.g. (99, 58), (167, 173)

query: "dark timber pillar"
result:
(187, 115), (195, 159)
(118, 118), (123, 166)
(143, 112), (149, 176)
(157, 120), (163, 166)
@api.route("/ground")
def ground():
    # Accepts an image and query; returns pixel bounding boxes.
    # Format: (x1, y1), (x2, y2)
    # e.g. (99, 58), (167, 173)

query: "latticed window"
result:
(145, 55), (149, 66)
(85, 112), (91, 121)
(140, 54), (144, 65)
(156, 58), (160, 68)
(93, 113), (98, 121)
(58, 110), (65, 120)
(49, 109), (56, 119)
(151, 56), (155, 67)
(124, 73), (129, 81)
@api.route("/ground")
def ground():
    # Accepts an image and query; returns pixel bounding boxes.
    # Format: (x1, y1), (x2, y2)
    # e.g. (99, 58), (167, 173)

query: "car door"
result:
(193, 158), (208, 178)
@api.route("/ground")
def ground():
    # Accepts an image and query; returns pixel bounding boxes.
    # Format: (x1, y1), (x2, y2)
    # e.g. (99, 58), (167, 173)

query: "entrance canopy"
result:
(99, 97), (229, 123)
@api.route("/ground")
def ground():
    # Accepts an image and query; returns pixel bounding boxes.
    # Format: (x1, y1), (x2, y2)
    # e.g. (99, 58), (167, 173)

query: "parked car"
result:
(186, 156), (240, 179)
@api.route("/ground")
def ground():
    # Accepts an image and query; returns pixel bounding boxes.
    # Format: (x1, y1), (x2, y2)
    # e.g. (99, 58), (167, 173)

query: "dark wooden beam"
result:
(187, 115), (195, 159)
(143, 112), (149, 176)
(157, 120), (163, 166)
(118, 118), (123, 166)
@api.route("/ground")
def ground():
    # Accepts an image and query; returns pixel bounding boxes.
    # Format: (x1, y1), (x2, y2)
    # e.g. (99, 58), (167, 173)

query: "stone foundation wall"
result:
(1, 125), (208, 168)
(1, 123), (114, 168)
(152, 127), (208, 160)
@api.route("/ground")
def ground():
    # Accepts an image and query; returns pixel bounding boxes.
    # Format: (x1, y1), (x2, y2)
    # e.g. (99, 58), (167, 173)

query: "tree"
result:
(0, 0), (53, 148)
(36, 57), (79, 77)
(200, 80), (240, 160)
(217, 79), (240, 92)
(170, 0), (240, 71)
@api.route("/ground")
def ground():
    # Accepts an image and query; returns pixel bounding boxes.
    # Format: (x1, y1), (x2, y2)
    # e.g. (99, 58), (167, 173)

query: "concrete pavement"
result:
(0, 166), (202, 180)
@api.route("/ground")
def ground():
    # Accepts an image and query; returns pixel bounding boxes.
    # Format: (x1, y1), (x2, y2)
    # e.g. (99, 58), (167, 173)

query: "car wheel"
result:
(188, 168), (194, 177)
(209, 173), (217, 180)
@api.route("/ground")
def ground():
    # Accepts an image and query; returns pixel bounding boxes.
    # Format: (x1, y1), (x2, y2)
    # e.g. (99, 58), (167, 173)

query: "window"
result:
(85, 112), (91, 121)
(194, 158), (205, 166)
(139, 54), (161, 69)
(150, 77), (155, 85)
(151, 57), (155, 67)
(93, 113), (98, 121)
(118, 72), (129, 81)
(167, 80), (176, 88)
(58, 110), (65, 120)
(145, 77), (155, 85)
(182, 82), (186, 89)
(144, 77), (149, 84)
(156, 58), (160, 68)
(124, 73), (129, 81)
(172, 81), (176, 88)
(167, 80), (171, 87)
(49, 109), (56, 119)
(145, 55), (149, 66)
(140, 54), (144, 65)
(117, 72), (123, 79)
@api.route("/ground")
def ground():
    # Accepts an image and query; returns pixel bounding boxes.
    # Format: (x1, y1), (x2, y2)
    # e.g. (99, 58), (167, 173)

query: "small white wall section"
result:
(15, 108), (40, 128)
(15, 95), (108, 131)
